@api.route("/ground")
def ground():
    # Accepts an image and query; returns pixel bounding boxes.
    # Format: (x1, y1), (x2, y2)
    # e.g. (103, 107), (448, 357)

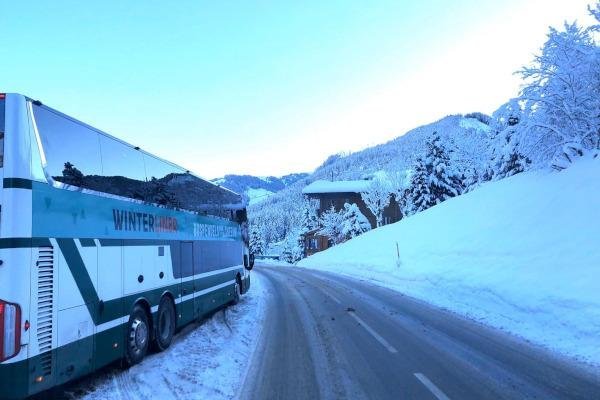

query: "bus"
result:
(0, 93), (253, 399)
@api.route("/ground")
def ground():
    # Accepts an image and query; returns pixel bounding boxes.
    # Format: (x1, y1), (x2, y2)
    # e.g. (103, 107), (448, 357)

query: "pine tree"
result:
(61, 162), (84, 187)
(461, 167), (479, 193)
(318, 205), (345, 245)
(496, 150), (531, 179)
(300, 196), (320, 234)
(407, 156), (433, 214)
(281, 229), (304, 263)
(249, 223), (265, 255)
(427, 134), (460, 203)
(341, 203), (371, 239)
(407, 133), (462, 214)
(280, 240), (293, 263)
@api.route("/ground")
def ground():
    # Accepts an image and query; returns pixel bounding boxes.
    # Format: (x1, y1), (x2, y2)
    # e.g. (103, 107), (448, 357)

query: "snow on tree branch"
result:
(360, 177), (392, 227)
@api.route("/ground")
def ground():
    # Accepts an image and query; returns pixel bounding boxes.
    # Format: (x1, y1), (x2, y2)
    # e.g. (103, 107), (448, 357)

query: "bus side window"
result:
(33, 105), (103, 187)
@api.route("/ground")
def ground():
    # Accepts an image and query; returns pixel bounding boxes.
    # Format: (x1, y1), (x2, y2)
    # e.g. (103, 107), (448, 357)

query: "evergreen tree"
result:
(406, 156), (433, 214)
(281, 229), (304, 263)
(300, 196), (320, 234)
(427, 134), (461, 202)
(341, 203), (371, 239)
(495, 150), (531, 179)
(61, 162), (84, 187)
(249, 223), (265, 255)
(407, 133), (462, 214)
(461, 167), (479, 193)
(318, 206), (345, 245)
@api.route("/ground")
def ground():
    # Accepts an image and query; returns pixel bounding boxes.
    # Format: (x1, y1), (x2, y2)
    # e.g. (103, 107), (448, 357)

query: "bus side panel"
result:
(55, 305), (94, 386)
(176, 242), (196, 326)
(54, 239), (96, 385)
(96, 242), (126, 369)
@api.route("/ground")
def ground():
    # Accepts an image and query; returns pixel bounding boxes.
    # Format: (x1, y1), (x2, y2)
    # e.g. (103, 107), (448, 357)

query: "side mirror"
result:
(249, 253), (255, 269)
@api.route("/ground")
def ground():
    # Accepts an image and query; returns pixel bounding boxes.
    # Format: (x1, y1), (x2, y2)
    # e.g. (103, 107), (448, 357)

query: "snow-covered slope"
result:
(311, 114), (490, 181)
(298, 156), (600, 365)
(246, 187), (275, 205)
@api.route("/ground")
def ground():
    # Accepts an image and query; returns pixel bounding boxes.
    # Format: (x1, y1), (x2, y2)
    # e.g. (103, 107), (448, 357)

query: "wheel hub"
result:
(130, 318), (148, 353)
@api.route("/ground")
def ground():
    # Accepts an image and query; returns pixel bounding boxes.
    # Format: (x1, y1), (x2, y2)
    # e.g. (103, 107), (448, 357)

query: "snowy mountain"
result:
(299, 155), (600, 365)
(212, 173), (309, 205)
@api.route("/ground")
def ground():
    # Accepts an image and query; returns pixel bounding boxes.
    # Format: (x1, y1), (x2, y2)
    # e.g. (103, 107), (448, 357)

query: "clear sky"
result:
(0, 1), (594, 179)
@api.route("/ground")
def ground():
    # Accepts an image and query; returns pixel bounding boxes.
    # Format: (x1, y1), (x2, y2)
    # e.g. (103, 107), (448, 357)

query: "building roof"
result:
(302, 179), (371, 194)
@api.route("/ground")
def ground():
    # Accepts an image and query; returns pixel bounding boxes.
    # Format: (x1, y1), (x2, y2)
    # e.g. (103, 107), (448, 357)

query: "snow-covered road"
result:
(55, 273), (268, 400)
(241, 266), (600, 400)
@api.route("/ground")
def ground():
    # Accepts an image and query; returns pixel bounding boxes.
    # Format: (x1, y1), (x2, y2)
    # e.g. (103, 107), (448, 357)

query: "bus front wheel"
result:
(154, 296), (176, 352)
(125, 305), (150, 366)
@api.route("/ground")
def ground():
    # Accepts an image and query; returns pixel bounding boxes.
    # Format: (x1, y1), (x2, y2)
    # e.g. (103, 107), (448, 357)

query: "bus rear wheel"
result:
(125, 305), (150, 366)
(153, 296), (176, 352)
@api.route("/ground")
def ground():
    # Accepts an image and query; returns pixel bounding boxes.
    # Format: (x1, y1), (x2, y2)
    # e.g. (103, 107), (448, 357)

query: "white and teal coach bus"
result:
(0, 93), (253, 399)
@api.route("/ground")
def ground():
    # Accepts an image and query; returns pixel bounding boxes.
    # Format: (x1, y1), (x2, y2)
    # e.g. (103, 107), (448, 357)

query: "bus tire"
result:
(154, 296), (176, 352)
(125, 305), (150, 366)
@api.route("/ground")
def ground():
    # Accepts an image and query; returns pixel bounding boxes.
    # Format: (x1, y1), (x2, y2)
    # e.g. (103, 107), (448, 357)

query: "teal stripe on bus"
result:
(3, 177), (33, 189)
(79, 238), (97, 247)
(0, 237), (51, 248)
(56, 238), (102, 323)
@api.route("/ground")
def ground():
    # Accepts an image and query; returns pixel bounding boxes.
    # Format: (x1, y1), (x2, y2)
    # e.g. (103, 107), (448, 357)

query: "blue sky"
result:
(0, 1), (593, 179)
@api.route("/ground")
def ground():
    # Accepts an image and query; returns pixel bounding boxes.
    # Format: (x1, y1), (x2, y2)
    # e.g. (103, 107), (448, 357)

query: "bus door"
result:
(179, 242), (195, 325)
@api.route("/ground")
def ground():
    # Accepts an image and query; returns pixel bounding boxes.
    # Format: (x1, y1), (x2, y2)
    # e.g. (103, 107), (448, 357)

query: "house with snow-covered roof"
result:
(301, 179), (401, 255)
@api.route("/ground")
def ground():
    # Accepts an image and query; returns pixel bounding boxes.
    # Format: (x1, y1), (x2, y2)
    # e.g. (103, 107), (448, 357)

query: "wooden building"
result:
(301, 179), (402, 256)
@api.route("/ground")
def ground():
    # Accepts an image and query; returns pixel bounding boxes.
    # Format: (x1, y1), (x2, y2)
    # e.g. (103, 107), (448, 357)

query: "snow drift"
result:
(298, 156), (600, 365)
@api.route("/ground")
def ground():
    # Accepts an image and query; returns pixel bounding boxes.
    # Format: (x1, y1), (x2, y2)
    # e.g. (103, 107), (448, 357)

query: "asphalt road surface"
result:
(240, 265), (600, 400)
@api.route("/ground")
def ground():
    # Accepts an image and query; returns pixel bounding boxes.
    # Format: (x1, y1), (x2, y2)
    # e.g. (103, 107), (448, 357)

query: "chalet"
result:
(301, 179), (401, 256)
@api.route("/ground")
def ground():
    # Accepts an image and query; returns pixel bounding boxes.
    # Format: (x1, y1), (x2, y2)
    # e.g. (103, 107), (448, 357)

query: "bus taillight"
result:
(0, 300), (22, 362)
(0, 93), (5, 100)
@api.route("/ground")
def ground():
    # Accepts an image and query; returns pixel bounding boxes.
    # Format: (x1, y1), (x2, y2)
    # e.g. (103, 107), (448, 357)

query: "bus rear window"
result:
(0, 97), (5, 167)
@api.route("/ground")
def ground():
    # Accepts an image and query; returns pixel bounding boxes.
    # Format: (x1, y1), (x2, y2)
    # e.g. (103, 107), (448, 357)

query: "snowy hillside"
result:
(298, 156), (600, 365)
(249, 114), (492, 244)
(311, 114), (490, 181)
(212, 173), (308, 205)
(246, 188), (275, 205)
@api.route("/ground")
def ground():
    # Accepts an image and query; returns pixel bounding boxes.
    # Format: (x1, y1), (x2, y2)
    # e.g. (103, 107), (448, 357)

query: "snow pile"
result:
(298, 157), (600, 364)
(73, 274), (269, 400)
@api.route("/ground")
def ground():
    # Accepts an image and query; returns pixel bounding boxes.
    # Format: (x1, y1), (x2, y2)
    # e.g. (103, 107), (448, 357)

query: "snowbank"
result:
(70, 273), (269, 400)
(298, 156), (600, 365)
